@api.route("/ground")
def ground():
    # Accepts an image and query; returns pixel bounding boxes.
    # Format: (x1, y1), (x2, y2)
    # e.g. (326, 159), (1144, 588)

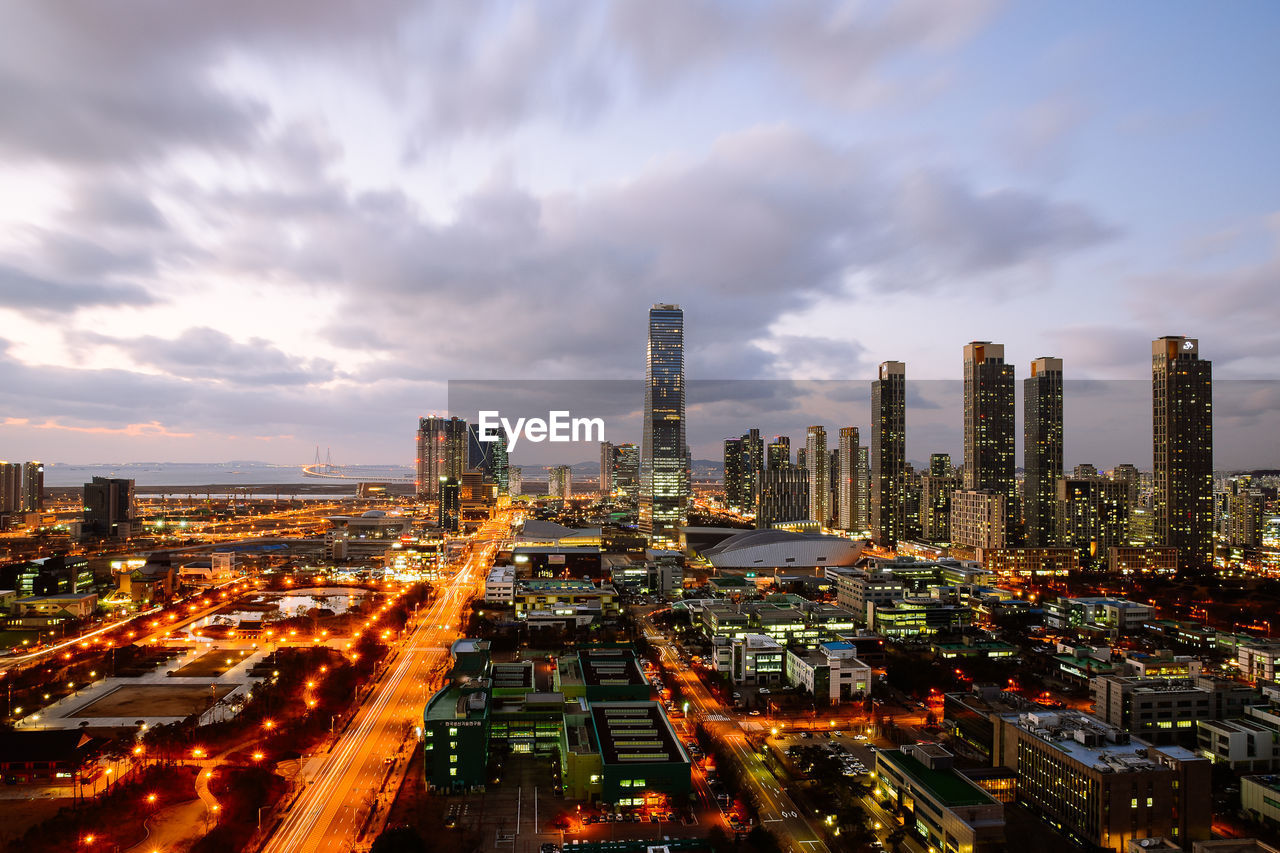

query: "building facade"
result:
(1152, 336), (1213, 572)
(640, 304), (688, 549)
(872, 361), (906, 547)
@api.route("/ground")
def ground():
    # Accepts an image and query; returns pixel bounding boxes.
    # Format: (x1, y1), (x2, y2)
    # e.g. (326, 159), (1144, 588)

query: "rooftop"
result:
(590, 701), (687, 766)
(877, 749), (996, 809)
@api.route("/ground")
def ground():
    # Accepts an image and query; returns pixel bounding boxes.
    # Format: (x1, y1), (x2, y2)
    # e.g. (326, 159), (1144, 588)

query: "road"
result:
(646, 621), (830, 853)
(261, 521), (502, 853)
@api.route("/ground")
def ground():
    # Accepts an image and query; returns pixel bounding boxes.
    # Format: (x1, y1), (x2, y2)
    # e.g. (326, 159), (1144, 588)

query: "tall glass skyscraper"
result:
(871, 361), (906, 547)
(1152, 336), (1213, 572)
(640, 304), (687, 549)
(1023, 356), (1064, 546)
(962, 342), (1017, 538)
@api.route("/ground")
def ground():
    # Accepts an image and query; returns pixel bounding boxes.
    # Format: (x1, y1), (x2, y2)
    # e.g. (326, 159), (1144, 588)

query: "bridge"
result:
(301, 447), (414, 483)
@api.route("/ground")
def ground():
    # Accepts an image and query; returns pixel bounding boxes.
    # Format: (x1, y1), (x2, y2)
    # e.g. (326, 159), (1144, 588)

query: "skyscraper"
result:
(871, 361), (906, 547)
(929, 453), (952, 477)
(856, 445), (870, 529)
(743, 428), (764, 507)
(723, 437), (745, 507)
(836, 427), (861, 531)
(805, 425), (827, 526)
(22, 461), (44, 512)
(1056, 477), (1129, 566)
(615, 443), (640, 497)
(962, 342), (1017, 537)
(416, 416), (467, 498)
(1024, 356), (1064, 546)
(0, 462), (20, 514)
(756, 467), (810, 530)
(438, 478), (461, 532)
(640, 304), (687, 549)
(1152, 336), (1213, 571)
(600, 441), (616, 495)
(549, 465), (573, 499)
(768, 437), (791, 470)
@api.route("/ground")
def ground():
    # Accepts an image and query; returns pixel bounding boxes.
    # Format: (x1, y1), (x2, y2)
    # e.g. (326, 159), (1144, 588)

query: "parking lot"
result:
(769, 729), (879, 780)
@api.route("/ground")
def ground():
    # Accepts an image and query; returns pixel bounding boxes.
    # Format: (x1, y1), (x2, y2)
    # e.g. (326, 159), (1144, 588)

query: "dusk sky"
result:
(1, 2), (1278, 466)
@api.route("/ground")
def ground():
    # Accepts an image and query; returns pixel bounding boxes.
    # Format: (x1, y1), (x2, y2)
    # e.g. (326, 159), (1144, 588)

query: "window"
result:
(450, 755), (457, 763)
(1131, 798), (1138, 809)
(450, 768), (457, 776)
(1146, 797), (1153, 807)
(449, 727), (458, 736)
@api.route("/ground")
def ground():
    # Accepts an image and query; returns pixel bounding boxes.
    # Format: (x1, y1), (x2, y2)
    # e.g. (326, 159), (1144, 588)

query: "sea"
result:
(42, 461), (415, 488)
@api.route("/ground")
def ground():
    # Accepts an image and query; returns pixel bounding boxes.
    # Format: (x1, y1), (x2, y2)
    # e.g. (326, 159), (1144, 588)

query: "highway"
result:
(646, 621), (830, 853)
(261, 521), (502, 853)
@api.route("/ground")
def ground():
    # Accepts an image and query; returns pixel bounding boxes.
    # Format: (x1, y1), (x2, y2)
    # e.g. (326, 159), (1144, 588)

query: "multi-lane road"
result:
(262, 523), (501, 853)
(645, 618), (831, 853)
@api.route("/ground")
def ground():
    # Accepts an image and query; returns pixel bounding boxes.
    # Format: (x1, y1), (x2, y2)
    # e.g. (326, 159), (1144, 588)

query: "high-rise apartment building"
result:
(767, 436), (791, 470)
(416, 415), (467, 498)
(600, 441), (616, 495)
(836, 427), (862, 531)
(723, 437), (745, 507)
(929, 453), (952, 477)
(0, 462), (20, 514)
(640, 304), (688, 549)
(743, 428), (763, 506)
(950, 489), (1007, 550)
(756, 467), (810, 530)
(23, 461), (44, 512)
(1226, 477), (1266, 548)
(549, 466), (573, 499)
(1056, 477), (1129, 566)
(920, 472), (958, 542)
(856, 445), (870, 530)
(871, 361), (906, 547)
(1152, 336), (1213, 571)
(1024, 356), (1064, 547)
(438, 478), (461, 531)
(963, 342), (1016, 501)
(805, 426), (828, 526)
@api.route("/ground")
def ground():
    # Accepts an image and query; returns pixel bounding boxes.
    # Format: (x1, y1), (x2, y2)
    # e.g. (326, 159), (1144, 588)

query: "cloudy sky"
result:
(1, 1), (1277, 467)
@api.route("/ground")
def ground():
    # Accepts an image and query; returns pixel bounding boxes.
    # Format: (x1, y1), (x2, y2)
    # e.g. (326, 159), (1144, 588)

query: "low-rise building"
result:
(1242, 774), (1280, 827)
(992, 710), (1211, 850)
(869, 597), (973, 637)
(1240, 643), (1280, 684)
(873, 743), (1005, 853)
(712, 633), (785, 684)
(1045, 596), (1153, 636)
(785, 641), (872, 704)
(12, 592), (97, 621)
(484, 567), (516, 604)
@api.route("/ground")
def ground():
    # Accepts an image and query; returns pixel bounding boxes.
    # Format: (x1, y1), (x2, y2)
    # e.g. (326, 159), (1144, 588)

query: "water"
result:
(43, 462), (414, 487)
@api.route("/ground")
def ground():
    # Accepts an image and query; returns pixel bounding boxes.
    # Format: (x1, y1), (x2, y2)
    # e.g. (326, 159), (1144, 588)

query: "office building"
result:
(22, 461), (43, 513)
(640, 304), (688, 549)
(1024, 357), (1064, 546)
(992, 710), (1211, 850)
(0, 462), (19, 514)
(548, 466), (573, 500)
(416, 415), (468, 498)
(1152, 336), (1213, 571)
(874, 744), (1005, 853)
(614, 443), (639, 496)
(836, 427), (863, 531)
(742, 428), (763, 506)
(438, 477), (461, 532)
(872, 361), (906, 547)
(805, 425), (828, 527)
(82, 476), (134, 539)
(1057, 476), (1130, 566)
(963, 342), (1016, 536)
(755, 467), (810, 529)
(767, 436), (790, 470)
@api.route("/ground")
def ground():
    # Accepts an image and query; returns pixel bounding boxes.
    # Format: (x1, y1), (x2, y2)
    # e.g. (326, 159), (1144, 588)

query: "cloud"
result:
(85, 327), (339, 387)
(0, 264), (156, 314)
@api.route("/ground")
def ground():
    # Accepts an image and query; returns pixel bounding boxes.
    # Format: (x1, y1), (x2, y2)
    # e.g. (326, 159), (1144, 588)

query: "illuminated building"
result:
(723, 437), (745, 508)
(836, 426), (862, 531)
(742, 427), (763, 506)
(22, 461), (43, 513)
(416, 415), (467, 498)
(873, 744), (1005, 853)
(614, 443), (639, 497)
(548, 465), (572, 499)
(805, 425), (827, 527)
(599, 441), (616, 495)
(871, 360), (906, 547)
(1152, 336), (1213, 571)
(1024, 357), (1063, 546)
(754, 467), (810, 529)
(950, 490), (1007, 550)
(438, 477), (461, 531)
(0, 461), (19, 514)
(975, 546), (1077, 578)
(921, 471), (958, 542)
(963, 342), (1016, 539)
(767, 436), (791, 470)
(639, 304), (687, 549)
(992, 710), (1211, 850)
(1056, 476), (1130, 566)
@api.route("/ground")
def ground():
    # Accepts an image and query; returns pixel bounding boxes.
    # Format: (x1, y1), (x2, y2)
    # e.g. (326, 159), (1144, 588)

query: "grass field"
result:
(69, 684), (236, 718)
(171, 648), (253, 678)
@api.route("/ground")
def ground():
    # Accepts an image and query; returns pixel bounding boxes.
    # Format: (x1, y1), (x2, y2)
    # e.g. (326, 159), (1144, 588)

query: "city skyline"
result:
(1, 3), (1278, 464)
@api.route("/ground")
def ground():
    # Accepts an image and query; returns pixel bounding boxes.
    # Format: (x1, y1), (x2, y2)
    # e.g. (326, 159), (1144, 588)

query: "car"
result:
(748, 710), (761, 716)
(541, 845), (561, 853)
